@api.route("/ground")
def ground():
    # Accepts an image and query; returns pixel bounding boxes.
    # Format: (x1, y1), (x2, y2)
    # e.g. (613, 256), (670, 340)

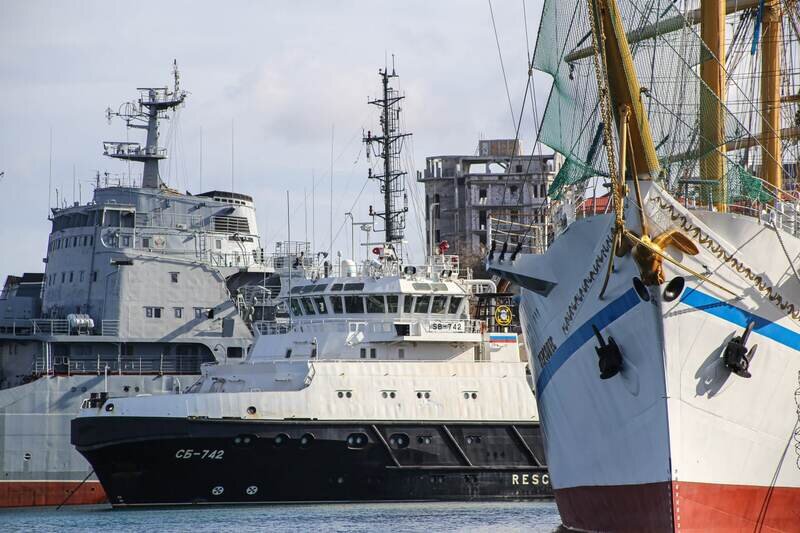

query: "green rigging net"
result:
(534, 0), (767, 203)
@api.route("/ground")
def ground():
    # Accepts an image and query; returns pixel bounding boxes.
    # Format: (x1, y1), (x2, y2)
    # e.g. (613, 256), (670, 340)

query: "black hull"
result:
(71, 417), (551, 506)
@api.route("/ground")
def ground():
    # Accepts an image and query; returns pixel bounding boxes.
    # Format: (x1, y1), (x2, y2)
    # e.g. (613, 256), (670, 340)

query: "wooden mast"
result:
(761, 0), (783, 190)
(700, 0), (727, 212)
(596, 0), (661, 179)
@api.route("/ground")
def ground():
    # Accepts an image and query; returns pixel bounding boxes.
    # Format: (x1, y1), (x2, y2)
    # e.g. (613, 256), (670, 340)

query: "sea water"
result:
(0, 501), (561, 532)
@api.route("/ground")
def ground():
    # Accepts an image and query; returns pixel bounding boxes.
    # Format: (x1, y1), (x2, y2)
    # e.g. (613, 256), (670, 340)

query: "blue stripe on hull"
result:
(536, 288), (640, 395)
(679, 289), (800, 351)
(534, 286), (800, 397)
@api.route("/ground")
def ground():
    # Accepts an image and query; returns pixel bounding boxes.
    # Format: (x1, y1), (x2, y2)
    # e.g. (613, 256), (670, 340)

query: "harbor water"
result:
(0, 501), (561, 532)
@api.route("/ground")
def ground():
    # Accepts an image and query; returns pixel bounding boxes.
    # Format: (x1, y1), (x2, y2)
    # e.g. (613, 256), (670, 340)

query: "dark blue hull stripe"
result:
(535, 286), (800, 397)
(679, 289), (800, 351)
(536, 288), (640, 395)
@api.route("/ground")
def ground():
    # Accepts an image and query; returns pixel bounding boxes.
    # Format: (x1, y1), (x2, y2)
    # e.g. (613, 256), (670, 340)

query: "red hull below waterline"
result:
(0, 480), (107, 508)
(556, 481), (800, 532)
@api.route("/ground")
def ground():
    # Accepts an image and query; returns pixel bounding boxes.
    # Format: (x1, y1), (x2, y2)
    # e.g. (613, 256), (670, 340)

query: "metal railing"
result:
(0, 319), (120, 337)
(35, 355), (206, 376)
(256, 317), (481, 337)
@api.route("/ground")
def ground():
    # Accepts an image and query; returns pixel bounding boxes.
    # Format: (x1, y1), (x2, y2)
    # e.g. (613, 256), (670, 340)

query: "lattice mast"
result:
(103, 61), (187, 189)
(364, 63), (411, 244)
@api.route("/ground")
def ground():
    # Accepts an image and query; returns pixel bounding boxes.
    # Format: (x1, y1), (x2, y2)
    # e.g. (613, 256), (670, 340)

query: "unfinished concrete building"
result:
(419, 139), (561, 276)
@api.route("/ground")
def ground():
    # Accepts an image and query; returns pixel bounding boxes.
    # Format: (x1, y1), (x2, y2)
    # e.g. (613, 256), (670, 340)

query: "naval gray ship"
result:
(0, 64), (276, 506)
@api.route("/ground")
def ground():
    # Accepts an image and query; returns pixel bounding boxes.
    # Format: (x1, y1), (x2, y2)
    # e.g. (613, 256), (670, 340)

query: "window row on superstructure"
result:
(46, 270), (98, 286)
(144, 306), (208, 320)
(48, 234), (94, 252)
(288, 293), (464, 318)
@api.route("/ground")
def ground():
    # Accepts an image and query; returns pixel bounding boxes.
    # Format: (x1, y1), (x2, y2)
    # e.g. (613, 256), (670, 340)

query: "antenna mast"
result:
(103, 60), (187, 189)
(363, 58), (411, 244)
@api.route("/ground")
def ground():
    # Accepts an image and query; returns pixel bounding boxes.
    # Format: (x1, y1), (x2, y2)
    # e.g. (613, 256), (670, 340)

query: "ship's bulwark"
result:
(490, 182), (800, 532)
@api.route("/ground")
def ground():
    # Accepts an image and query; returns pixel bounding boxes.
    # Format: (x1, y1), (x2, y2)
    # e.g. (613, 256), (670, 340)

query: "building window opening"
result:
(360, 348), (366, 359)
(170, 272), (179, 283)
(370, 348), (377, 359)
(174, 307), (183, 318)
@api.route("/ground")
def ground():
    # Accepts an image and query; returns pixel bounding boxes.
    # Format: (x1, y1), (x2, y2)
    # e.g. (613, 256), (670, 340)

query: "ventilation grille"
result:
(213, 216), (250, 234)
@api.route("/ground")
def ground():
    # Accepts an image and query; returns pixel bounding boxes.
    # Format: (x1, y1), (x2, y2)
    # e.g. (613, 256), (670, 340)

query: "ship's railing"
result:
(34, 355), (206, 376)
(487, 217), (552, 255)
(0, 319), (120, 337)
(103, 142), (166, 158)
(674, 179), (800, 237)
(135, 211), (211, 230)
(253, 321), (291, 335)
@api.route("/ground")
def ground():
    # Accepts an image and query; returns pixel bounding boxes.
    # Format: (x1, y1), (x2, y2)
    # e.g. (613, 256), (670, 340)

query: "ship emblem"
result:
(246, 485), (258, 495)
(211, 485), (224, 496)
(495, 305), (513, 327)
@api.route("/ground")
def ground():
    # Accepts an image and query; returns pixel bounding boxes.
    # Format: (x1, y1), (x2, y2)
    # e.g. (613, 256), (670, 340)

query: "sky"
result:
(0, 0), (550, 278)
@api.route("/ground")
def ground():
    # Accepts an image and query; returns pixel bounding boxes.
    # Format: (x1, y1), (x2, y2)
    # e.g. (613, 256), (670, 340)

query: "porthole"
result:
(274, 433), (290, 447)
(104, 403), (114, 412)
(338, 391), (344, 398)
(70, 387), (77, 393)
(471, 392), (478, 400)
(345, 391), (352, 398)
(300, 433), (315, 449)
(81, 387), (87, 393)
(389, 392), (396, 399)
(123, 386), (130, 392)
(463, 392), (470, 399)
(417, 436), (432, 445)
(346, 432), (368, 449)
(382, 392), (388, 398)
(388, 433), (409, 449)
(23, 452), (31, 461)
(247, 405), (257, 415)
(234, 434), (255, 446)
(424, 392), (430, 399)
(134, 386), (140, 393)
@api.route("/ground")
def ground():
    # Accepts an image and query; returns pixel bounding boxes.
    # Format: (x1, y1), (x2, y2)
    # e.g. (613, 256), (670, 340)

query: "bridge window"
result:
(330, 296), (344, 314)
(301, 298), (316, 315)
(431, 296), (448, 314)
(448, 297), (463, 314)
(344, 283), (365, 291)
(366, 295), (385, 313)
(414, 295), (431, 314)
(290, 299), (303, 316)
(344, 295), (365, 314)
(386, 295), (399, 313)
(313, 296), (328, 314)
(145, 307), (162, 318)
(403, 295), (414, 313)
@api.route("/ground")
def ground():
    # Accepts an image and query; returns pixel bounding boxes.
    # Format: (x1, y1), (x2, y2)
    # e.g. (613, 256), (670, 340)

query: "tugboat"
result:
(0, 63), (274, 507)
(70, 67), (551, 506)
